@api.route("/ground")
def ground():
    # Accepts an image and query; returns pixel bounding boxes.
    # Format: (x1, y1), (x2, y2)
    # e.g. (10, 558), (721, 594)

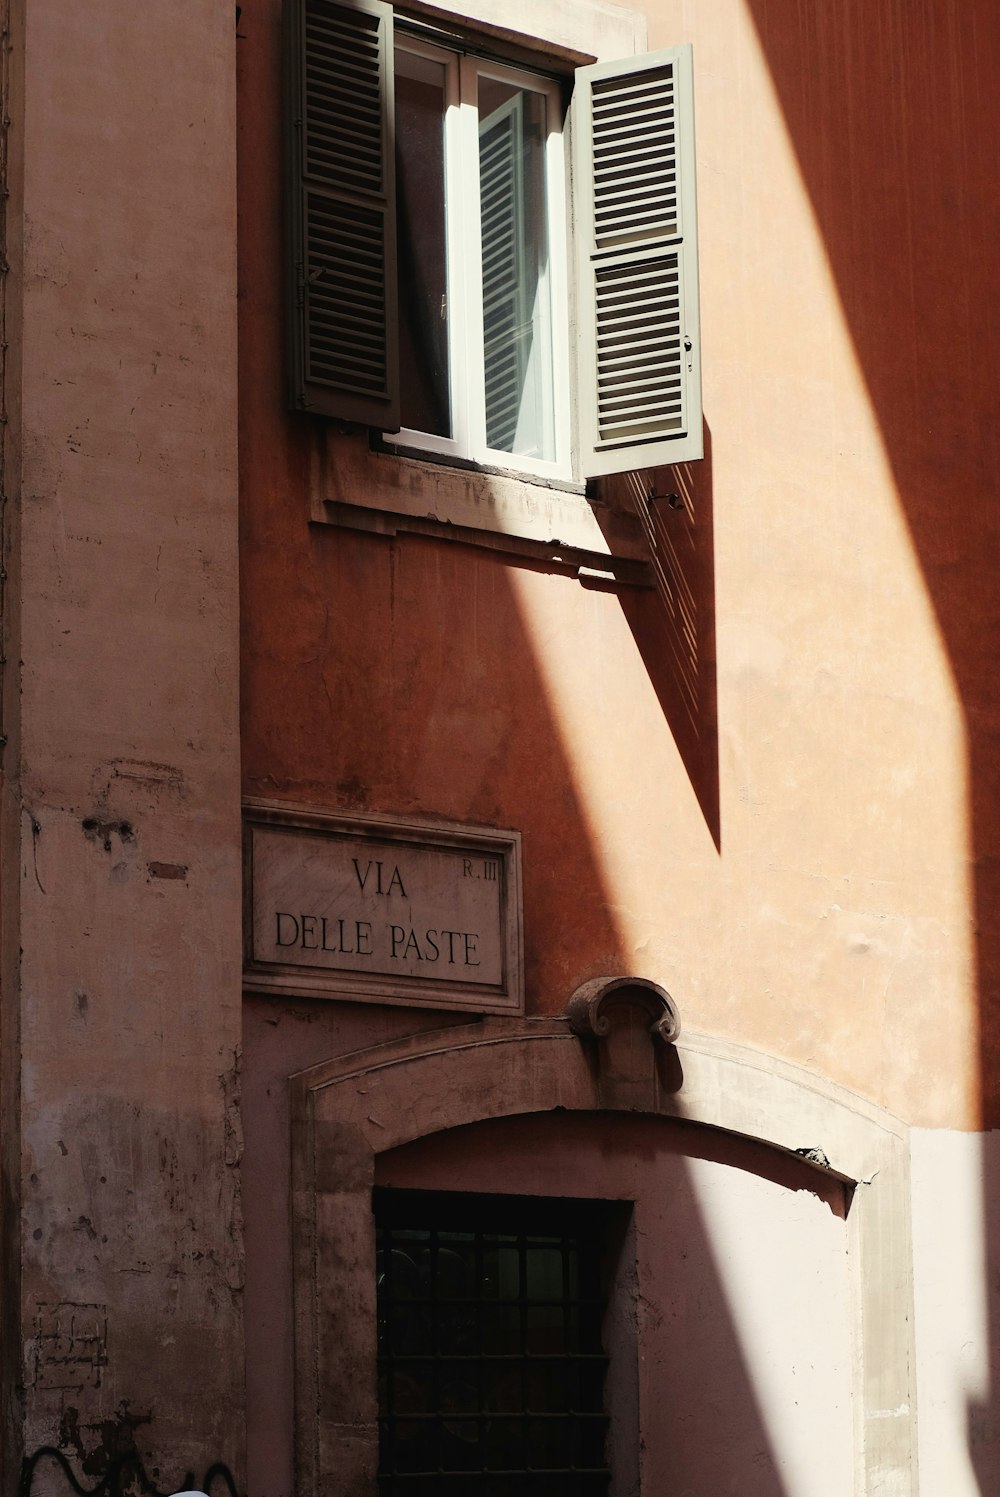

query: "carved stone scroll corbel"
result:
(565, 975), (681, 1045)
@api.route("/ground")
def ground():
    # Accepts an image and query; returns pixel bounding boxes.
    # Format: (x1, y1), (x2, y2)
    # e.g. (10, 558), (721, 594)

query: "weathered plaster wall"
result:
(4, 0), (243, 1485)
(241, 999), (456, 1497)
(238, 0), (994, 1131)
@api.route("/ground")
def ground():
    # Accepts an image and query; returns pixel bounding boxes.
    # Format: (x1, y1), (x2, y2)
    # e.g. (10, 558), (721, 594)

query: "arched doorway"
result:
(291, 1001), (915, 1494)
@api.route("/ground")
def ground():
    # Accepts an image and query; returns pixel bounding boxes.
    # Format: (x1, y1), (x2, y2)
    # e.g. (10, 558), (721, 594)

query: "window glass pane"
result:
(477, 79), (555, 461)
(396, 50), (451, 437)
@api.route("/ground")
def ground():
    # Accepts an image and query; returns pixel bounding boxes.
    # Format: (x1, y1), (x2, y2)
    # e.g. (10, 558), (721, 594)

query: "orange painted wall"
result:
(238, 0), (1000, 1129)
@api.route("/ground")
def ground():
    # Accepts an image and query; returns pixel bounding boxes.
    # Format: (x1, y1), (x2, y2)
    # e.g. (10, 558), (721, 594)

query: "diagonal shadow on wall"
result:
(738, 1), (1000, 1487)
(596, 423), (720, 850)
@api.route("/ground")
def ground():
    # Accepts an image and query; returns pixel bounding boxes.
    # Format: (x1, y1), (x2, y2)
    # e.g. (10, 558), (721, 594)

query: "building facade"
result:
(3, 0), (1000, 1493)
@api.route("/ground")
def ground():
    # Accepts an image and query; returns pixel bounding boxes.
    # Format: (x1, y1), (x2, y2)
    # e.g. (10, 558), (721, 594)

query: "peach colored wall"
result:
(4, 0), (243, 1485)
(238, 0), (996, 1132)
(656, 0), (1000, 1136)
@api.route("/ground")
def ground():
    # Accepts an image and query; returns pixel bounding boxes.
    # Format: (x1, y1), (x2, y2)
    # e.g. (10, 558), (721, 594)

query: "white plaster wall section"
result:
(670, 1031), (918, 1496)
(681, 1149), (852, 1492)
(910, 1128), (1000, 1494)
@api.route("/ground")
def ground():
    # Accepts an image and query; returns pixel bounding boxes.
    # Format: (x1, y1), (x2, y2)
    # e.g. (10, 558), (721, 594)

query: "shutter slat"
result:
(598, 348), (683, 372)
(599, 380), (684, 404)
(591, 106), (675, 138)
(592, 71), (675, 106)
(596, 284), (680, 314)
(592, 167), (677, 198)
(599, 390), (683, 417)
(597, 299), (681, 328)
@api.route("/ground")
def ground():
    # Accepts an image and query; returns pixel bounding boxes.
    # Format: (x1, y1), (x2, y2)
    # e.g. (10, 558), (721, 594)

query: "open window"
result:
(285, 0), (702, 483)
(389, 37), (569, 478)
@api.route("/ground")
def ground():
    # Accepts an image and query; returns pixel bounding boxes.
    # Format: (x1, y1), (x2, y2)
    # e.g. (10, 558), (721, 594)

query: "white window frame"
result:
(392, 39), (572, 482)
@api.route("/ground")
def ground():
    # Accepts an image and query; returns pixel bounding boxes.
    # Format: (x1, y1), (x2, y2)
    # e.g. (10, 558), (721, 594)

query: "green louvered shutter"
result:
(479, 93), (528, 453)
(286, 0), (400, 428)
(573, 45), (702, 476)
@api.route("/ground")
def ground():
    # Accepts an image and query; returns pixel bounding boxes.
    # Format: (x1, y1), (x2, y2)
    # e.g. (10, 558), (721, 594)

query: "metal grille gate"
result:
(375, 1188), (612, 1497)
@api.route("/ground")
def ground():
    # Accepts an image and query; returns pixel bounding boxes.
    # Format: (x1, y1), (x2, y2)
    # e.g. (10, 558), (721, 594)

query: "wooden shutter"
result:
(573, 45), (701, 476)
(479, 93), (528, 452)
(286, 0), (400, 428)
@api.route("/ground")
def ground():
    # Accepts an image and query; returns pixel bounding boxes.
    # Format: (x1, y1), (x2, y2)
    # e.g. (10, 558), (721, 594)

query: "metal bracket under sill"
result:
(315, 500), (656, 590)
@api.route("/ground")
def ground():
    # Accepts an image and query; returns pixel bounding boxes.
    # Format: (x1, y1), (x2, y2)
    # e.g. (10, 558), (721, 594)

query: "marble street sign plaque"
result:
(243, 803), (523, 1014)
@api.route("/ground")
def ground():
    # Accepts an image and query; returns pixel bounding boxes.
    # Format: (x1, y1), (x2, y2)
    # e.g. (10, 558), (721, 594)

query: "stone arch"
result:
(291, 1011), (915, 1495)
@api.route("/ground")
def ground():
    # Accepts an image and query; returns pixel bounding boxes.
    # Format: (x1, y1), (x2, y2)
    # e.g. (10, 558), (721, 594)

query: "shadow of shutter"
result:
(287, 0), (400, 428)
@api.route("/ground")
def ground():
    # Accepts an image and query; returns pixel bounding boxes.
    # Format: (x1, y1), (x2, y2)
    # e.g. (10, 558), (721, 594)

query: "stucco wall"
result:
(238, 0), (999, 1134)
(4, 0), (243, 1484)
(233, 3), (1000, 1485)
